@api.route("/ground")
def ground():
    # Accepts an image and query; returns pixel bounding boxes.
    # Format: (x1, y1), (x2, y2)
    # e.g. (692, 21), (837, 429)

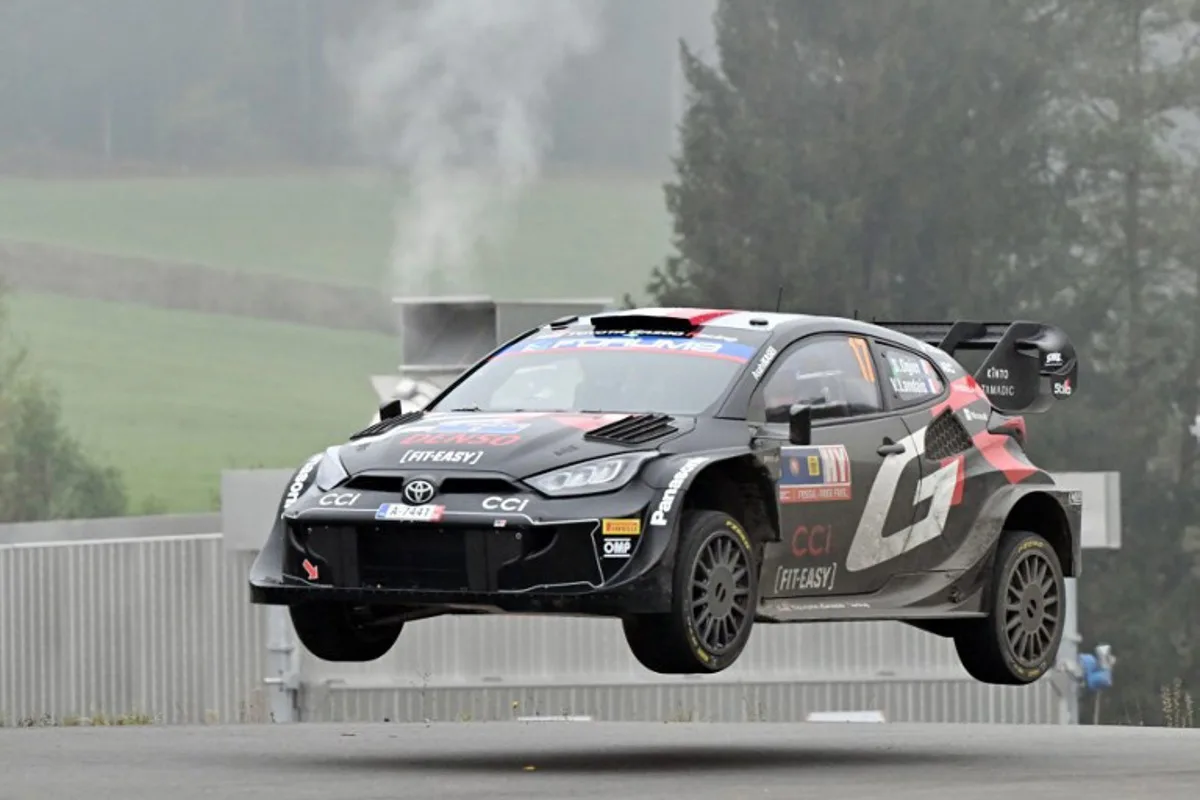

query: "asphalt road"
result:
(2, 721), (1198, 800)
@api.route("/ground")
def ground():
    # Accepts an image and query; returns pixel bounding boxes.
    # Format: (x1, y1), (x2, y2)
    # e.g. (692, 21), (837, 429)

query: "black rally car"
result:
(249, 307), (1082, 685)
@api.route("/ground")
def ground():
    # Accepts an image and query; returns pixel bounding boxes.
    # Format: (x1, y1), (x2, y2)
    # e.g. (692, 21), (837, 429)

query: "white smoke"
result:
(334, 0), (606, 299)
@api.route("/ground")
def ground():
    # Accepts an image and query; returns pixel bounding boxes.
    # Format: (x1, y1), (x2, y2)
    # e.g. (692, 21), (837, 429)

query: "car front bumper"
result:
(247, 481), (677, 615)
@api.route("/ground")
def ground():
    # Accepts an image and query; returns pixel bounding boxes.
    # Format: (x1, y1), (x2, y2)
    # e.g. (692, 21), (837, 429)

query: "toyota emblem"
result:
(403, 479), (436, 505)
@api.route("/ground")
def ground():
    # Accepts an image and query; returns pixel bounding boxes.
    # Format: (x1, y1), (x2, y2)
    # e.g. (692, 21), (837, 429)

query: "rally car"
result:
(249, 307), (1081, 685)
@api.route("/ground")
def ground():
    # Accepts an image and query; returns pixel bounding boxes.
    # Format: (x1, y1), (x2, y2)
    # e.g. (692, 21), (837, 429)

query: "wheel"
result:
(622, 510), (760, 674)
(288, 601), (403, 662)
(954, 529), (1065, 685)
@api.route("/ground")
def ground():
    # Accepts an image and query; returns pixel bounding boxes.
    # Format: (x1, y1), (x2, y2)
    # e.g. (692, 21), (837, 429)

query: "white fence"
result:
(0, 515), (1064, 726)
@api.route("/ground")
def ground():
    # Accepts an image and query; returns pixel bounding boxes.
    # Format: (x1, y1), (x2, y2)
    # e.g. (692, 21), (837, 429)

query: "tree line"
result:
(645, 0), (1199, 726)
(0, 0), (689, 174)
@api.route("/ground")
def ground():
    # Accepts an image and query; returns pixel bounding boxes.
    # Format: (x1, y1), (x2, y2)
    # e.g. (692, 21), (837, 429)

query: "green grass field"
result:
(0, 171), (677, 512)
(0, 172), (671, 299)
(7, 291), (400, 513)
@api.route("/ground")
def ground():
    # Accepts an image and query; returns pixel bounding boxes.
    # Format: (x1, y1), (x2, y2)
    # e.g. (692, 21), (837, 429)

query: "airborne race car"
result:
(249, 307), (1082, 685)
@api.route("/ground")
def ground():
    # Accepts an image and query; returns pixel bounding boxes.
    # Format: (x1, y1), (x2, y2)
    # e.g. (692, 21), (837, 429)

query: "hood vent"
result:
(349, 410), (425, 441)
(584, 413), (678, 445)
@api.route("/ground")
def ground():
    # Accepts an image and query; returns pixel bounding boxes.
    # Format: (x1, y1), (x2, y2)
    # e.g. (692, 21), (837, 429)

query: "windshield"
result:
(429, 328), (768, 415)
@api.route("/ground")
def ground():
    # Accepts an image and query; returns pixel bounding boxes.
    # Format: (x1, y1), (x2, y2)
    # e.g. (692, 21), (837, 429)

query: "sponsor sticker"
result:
(650, 457), (708, 526)
(318, 492), (360, 507)
(1053, 379), (1072, 397)
(398, 432), (518, 447)
(961, 407), (988, 423)
(790, 524), (832, 558)
(778, 445), (852, 504)
(283, 454), (323, 510)
(374, 503), (445, 523)
(774, 563), (838, 593)
(602, 518), (641, 536)
(602, 537), (634, 559)
(482, 496), (530, 512)
(496, 335), (757, 363)
(750, 346), (777, 380)
(1069, 490), (1083, 506)
(399, 449), (485, 465)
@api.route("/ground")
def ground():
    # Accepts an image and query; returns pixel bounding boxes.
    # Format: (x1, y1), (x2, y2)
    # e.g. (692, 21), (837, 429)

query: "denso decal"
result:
(399, 449), (485, 465)
(398, 433), (519, 447)
(650, 457), (708, 526)
(283, 454), (323, 510)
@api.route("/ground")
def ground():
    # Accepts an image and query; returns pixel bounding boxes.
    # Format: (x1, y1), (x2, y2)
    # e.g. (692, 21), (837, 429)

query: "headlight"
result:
(523, 452), (656, 497)
(314, 446), (348, 491)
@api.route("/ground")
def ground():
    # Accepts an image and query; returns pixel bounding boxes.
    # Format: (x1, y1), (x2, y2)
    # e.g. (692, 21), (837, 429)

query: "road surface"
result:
(2, 721), (1198, 799)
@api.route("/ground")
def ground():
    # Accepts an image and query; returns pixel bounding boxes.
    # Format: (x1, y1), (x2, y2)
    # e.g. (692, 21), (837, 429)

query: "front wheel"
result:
(622, 510), (760, 675)
(288, 601), (403, 662)
(954, 529), (1065, 685)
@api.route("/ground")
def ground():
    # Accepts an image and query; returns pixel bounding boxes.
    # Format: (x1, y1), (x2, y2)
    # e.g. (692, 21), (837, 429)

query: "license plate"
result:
(375, 503), (445, 522)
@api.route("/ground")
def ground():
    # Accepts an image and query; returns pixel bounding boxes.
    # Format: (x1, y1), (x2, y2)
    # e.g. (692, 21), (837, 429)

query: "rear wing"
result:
(872, 320), (1077, 414)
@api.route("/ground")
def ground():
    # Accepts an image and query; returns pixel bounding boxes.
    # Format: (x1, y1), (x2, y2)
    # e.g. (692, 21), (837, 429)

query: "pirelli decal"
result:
(602, 518), (641, 536)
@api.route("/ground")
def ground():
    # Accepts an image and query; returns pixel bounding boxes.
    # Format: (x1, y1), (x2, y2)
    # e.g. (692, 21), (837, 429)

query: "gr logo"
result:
(603, 538), (633, 559)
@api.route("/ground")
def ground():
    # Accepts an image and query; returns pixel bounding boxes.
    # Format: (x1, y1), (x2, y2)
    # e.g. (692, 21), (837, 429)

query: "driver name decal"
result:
(778, 445), (852, 503)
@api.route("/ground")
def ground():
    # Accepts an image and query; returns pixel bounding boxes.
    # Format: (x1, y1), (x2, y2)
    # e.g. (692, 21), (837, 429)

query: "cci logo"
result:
(482, 496), (529, 512)
(318, 492), (360, 507)
(403, 479), (436, 505)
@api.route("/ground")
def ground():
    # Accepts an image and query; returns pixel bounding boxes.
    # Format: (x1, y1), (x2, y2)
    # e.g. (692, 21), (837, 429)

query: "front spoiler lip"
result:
(248, 574), (670, 615)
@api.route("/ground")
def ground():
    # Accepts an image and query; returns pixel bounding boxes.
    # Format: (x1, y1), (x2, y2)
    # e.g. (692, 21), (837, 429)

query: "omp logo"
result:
(844, 425), (962, 572)
(650, 457), (707, 526)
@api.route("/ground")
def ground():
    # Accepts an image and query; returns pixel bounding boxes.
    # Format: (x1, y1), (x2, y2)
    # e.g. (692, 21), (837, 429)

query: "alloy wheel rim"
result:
(1002, 548), (1060, 666)
(688, 531), (752, 655)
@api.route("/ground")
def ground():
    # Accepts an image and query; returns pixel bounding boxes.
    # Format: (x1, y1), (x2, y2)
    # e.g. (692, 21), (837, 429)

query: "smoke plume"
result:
(335, 0), (605, 299)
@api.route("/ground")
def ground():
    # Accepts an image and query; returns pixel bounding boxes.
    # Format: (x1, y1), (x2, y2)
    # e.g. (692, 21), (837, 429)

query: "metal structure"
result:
(0, 465), (1119, 726)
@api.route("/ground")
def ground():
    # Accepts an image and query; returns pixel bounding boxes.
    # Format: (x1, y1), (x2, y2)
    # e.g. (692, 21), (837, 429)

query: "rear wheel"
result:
(288, 601), (403, 662)
(954, 530), (1065, 685)
(622, 510), (760, 674)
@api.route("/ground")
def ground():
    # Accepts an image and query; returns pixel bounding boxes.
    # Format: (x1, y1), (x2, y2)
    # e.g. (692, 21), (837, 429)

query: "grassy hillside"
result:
(0, 172), (670, 300)
(7, 291), (400, 513)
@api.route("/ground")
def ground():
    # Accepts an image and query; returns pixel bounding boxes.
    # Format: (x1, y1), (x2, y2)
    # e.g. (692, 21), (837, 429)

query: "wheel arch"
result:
(681, 454), (780, 545)
(1001, 490), (1077, 577)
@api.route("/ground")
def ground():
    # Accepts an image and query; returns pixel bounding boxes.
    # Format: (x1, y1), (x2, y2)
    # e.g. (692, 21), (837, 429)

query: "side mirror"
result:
(379, 398), (403, 420)
(788, 403), (812, 445)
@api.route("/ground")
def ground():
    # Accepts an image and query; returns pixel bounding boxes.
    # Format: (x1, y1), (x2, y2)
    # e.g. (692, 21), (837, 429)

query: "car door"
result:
(858, 338), (963, 574)
(749, 333), (924, 599)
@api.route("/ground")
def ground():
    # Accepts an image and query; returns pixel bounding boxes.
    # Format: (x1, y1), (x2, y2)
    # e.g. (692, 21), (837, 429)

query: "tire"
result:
(288, 601), (403, 662)
(954, 529), (1065, 685)
(622, 510), (761, 675)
